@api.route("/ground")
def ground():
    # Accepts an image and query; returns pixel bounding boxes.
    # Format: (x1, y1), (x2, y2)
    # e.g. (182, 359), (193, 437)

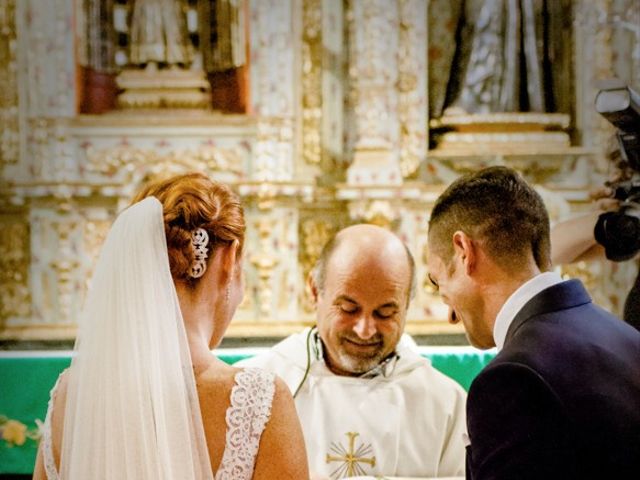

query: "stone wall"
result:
(1, 0), (638, 341)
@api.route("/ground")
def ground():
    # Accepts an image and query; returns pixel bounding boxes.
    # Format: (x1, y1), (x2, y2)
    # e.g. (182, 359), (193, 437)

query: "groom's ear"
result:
(452, 230), (476, 275)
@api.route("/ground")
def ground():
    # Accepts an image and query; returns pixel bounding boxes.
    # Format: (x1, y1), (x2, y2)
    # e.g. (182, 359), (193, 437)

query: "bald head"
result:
(310, 224), (416, 375)
(312, 224), (416, 305)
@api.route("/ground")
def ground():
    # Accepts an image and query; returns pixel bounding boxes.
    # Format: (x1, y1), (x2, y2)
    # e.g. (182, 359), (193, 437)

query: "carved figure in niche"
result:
(117, 0), (210, 108)
(82, 0), (248, 111)
(440, 0), (570, 116)
(129, 0), (193, 69)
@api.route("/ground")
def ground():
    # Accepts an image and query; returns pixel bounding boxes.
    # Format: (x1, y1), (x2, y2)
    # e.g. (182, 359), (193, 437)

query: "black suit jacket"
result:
(466, 279), (640, 480)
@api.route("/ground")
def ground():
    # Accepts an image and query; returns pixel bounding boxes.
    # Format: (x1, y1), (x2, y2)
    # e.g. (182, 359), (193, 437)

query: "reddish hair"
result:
(132, 172), (245, 283)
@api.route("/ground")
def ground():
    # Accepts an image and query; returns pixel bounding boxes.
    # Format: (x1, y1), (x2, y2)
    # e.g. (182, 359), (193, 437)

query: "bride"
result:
(33, 172), (309, 479)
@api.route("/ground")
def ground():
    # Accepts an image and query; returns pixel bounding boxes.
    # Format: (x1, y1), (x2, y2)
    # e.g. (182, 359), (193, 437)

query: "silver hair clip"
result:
(189, 228), (209, 278)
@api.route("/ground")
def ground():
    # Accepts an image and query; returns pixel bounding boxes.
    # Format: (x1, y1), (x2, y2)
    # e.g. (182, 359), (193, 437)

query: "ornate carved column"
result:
(13, 0), (77, 183)
(0, 3), (25, 333)
(301, 0), (345, 178)
(240, 0), (306, 330)
(16, 0), (76, 119)
(235, 183), (316, 332)
(339, 0), (430, 231)
(344, 0), (400, 185)
(0, 0), (80, 337)
(396, 0), (428, 179)
(302, 0), (323, 168)
(0, 0), (19, 170)
(249, 0), (296, 181)
(29, 207), (82, 328)
(342, 0), (428, 186)
(0, 216), (31, 331)
(339, 0), (429, 214)
(574, 0), (616, 173)
(287, 0), (348, 324)
(249, 216), (279, 320)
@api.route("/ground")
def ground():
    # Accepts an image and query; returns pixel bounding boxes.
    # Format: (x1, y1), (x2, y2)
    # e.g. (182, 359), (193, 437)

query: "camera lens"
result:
(594, 210), (640, 261)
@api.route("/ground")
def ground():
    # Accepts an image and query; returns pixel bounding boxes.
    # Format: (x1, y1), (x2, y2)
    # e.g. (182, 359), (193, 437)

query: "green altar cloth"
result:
(0, 347), (495, 475)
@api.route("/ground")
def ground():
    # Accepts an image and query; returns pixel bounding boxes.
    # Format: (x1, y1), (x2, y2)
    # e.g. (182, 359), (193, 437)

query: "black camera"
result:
(593, 83), (640, 261)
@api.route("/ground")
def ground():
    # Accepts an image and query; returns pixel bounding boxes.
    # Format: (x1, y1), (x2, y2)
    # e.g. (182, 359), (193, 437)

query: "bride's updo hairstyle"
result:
(132, 172), (245, 284)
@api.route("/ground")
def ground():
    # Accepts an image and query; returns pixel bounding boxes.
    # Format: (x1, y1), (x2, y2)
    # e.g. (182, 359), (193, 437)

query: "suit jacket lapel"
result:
(504, 279), (592, 345)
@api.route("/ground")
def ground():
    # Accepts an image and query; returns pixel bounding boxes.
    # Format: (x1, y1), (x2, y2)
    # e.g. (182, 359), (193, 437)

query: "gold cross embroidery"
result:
(326, 432), (376, 478)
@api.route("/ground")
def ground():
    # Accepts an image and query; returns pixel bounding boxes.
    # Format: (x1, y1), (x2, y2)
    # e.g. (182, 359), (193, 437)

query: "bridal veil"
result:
(60, 197), (213, 479)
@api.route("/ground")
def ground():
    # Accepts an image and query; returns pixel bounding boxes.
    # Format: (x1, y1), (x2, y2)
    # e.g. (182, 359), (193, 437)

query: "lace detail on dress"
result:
(42, 371), (66, 480)
(215, 368), (276, 480)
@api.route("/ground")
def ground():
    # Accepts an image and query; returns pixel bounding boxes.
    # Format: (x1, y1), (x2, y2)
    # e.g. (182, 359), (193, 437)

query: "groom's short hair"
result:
(428, 166), (551, 271)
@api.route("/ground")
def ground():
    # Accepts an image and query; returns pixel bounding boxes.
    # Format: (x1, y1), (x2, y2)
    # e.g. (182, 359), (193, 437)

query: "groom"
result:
(427, 166), (640, 478)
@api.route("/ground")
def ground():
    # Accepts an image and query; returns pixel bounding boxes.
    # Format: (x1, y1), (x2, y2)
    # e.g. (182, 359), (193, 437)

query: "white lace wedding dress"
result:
(42, 367), (275, 480)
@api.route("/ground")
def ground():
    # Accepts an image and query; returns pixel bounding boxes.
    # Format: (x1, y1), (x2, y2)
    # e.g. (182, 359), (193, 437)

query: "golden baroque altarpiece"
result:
(0, 0), (638, 340)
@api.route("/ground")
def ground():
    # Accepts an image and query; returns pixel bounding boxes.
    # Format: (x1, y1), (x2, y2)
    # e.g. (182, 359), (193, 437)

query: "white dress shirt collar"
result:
(493, 271), (564, 350)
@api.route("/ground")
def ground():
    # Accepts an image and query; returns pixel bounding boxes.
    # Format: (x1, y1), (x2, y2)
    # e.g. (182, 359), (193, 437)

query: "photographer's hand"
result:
(551, 191), (620, 266)
(590, 185), (621, 209)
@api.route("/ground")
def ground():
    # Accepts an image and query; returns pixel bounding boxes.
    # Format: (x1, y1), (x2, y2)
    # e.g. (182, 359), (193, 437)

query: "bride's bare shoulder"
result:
(195, 358), (242, 391)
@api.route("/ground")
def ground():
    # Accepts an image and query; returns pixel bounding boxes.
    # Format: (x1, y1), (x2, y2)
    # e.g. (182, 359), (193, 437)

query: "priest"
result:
(238, 224), (466, 479)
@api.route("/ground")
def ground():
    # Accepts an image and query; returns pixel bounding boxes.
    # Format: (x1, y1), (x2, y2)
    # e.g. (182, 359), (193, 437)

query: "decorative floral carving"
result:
(50, 218), (81, 324)
(86, 145), (244, 178)
(277, 210), (300, 314)
(347, 199), (399, 229)
(591, 0), (616, 173)
(299, 218), (335, 312)
(562, 262), (599, 299)
(0, 0), (19, 166)
(573, 0), (615, 178)
(237, 182), (314, 210)
(302, 0), (322, 166)
(348, 0), (396, 151)
(250, 217), (279, 319)
(250, 0), (295, 117)
(397, 0), (427, 178)
(254, 117), (294, 181)
(22, 118), (76, 181)
(559, 259), (636, 319)
(82, 218), (112, 292)
(0, 221), (31, 322)
(19, 0), (75, 117)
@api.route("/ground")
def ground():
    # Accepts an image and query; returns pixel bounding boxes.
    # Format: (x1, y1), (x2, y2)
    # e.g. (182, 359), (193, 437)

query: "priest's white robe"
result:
(237, 329), (467, 479)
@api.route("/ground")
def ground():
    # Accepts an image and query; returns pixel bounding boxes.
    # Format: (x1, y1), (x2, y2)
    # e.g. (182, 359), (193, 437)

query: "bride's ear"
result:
(221, 239), (241, 277)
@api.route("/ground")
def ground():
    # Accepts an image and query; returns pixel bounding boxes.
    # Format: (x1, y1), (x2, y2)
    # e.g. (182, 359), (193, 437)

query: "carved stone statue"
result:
(441, 0), (569, 116)
(430, 0), (573, 152)
(129, 0), (193, 67)
(117, 0), (210, 109)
